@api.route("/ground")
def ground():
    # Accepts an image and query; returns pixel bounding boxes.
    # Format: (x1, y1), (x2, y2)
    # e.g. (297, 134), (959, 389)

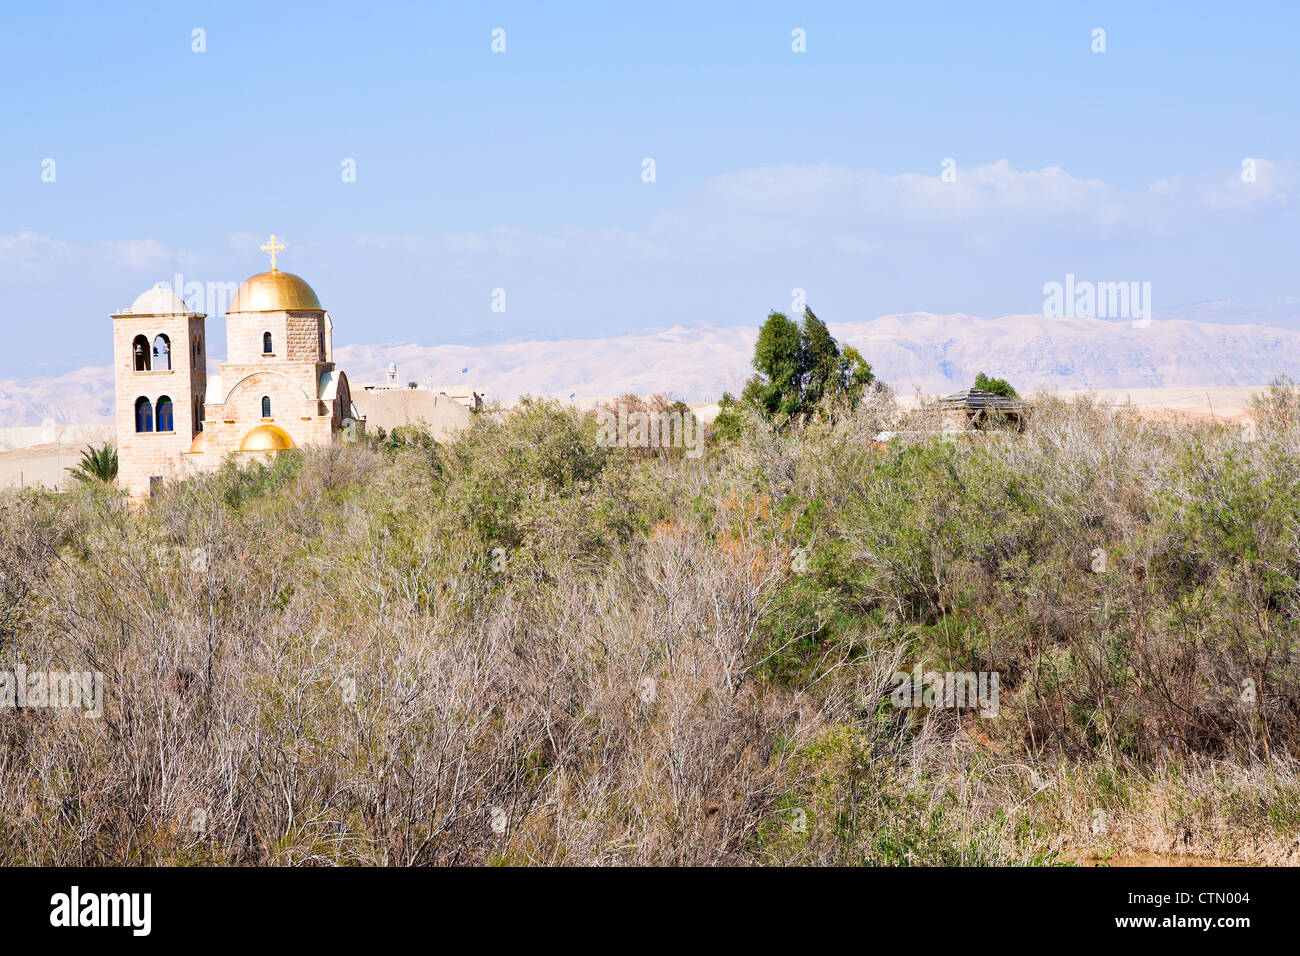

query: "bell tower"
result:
(111, 285), (208, 496)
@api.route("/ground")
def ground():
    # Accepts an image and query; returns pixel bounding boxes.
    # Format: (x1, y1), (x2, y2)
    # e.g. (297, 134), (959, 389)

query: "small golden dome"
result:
(186, 431), (208, 455)
(227, 270), (323, 313)
(239, 424), (296, 452)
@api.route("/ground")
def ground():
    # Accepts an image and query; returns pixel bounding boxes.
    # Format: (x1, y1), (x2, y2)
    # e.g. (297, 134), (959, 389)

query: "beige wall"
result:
(354, 389), (471, 441)
(226, 309), (326, 365)
(201, 309), (337, 455)
(112, 311), (207, 496)
(203, 365), (334, 456)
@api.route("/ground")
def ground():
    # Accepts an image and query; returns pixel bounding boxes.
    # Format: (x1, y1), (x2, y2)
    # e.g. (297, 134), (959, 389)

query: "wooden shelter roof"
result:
(940, 387), (1029, 412)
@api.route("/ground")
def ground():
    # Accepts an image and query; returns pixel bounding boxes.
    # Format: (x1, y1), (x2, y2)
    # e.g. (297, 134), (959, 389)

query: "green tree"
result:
(740, 307), (874, 426)
(742, 311), (804, 418)
(711, 391), (745, 443)
(974, 371), (1017, 398)
(66, 443), (118, 483)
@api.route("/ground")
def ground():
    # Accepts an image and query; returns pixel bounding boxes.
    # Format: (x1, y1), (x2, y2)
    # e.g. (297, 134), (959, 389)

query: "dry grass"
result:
(1, 386), (1299, 865)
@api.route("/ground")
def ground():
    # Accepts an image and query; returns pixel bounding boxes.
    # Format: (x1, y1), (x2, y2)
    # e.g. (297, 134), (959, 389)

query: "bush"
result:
(0, 390), (1297, 864)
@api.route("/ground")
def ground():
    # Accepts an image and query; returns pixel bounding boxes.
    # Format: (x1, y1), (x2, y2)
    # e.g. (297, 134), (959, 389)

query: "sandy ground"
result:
(0, 423), (115, 490)
(0, 442), (84, 491)
(0, 385), (1277, 490)
(977, 385), (1263, 421)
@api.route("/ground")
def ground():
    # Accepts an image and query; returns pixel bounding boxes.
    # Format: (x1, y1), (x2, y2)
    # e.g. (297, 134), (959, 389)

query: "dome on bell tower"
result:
(125, 284), (192, 315)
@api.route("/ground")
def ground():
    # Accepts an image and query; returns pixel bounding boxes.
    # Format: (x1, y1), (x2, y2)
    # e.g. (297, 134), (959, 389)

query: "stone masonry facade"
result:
(112, 276), (358, 497)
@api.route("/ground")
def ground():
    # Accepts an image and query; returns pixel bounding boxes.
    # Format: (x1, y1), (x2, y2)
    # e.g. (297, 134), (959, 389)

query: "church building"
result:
(111, 236), (362, 496)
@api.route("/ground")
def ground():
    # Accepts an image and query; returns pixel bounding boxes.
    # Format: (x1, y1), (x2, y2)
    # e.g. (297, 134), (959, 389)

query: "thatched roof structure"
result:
(940, 387), (1027, 412)
(940, 388), (1031, 430)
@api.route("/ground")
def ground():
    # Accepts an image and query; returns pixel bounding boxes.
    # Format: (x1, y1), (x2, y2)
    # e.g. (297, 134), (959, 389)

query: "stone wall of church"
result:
(226, 310), (284, 366)
(112, 312), (206, 496)
(285, 312), (327, 362)
(225, 309), (326, 365)
(120, 435), (208, 495)
(217, 367), (321, 419)
(199, 364), (340, 461)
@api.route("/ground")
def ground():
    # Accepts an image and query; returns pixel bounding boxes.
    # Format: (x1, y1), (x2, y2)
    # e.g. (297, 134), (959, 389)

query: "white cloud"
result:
(0, 232), (194, 278)
(5, 159), (1297, 381)
(662, 159), (1294, 247)
(104, 238), (172, 271)
(0, 231), (72, 276)
(349, 160), (1296, 274)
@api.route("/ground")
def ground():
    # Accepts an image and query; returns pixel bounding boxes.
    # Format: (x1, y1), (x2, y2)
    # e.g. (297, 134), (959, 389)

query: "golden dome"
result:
(227, 270), (323, 313)
(186, 431), (208, 455)
(239, 424), (296, 452)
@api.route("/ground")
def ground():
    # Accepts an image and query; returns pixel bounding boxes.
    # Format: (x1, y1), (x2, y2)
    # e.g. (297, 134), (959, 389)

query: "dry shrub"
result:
(1, 386), (1298, 865)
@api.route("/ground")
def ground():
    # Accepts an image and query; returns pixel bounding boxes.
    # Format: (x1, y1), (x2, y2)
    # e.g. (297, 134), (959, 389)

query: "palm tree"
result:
(67, 443), (118, 483)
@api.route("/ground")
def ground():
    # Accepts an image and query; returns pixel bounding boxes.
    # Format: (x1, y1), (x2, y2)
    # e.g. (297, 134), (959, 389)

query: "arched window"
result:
(134, 396), (153, 433)
(263, 331), (273, 354)
(194, 397), (204, 432)
(156, 395), (174, 432)
(152, 334), (171, 371)
(132, 335), (151, 371)
(261, 395), (272, 418)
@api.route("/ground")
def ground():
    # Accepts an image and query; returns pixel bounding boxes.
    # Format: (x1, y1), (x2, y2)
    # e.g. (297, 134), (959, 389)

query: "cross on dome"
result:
(259, 234), (286, 272)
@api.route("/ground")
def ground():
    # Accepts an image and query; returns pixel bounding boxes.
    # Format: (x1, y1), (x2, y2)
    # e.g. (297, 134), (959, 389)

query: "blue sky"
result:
(2, 0), (1298, 376)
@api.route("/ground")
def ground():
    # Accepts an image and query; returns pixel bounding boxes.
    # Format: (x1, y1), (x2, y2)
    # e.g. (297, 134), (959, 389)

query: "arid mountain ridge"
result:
(5, 308), (1298, 427)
